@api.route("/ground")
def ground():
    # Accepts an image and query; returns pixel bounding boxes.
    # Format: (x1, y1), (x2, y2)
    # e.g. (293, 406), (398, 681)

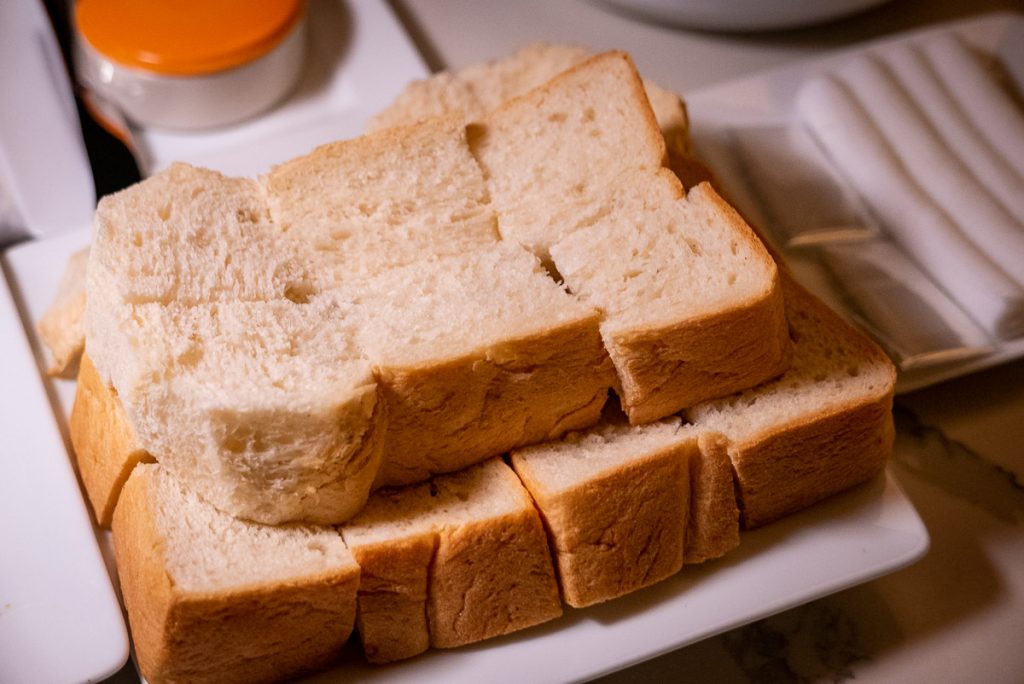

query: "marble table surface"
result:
(393, 0), (1024, 681)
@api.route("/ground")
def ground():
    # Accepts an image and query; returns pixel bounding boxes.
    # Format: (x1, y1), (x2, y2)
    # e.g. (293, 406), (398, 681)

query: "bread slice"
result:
(69, 353), (153, 527)
(84, 162), (310, 387)
(367, 42), (690, 164)
(686, 278), (896, 528)
(261, 115), (499, 287)
(87, 162), (303, 309)
(38, 246), (88, 378)
(468, 51), (667, 257)
(510, 410), (693, 607)
(465, 52), (789, 421)
(356, 244), (615, 487)
(97, 295), (384, 525)
(368, 43), (591, 132)
(112, 464), (360, 684)
(685, 431), (740, 563)
(341, 458), (562, 662)
(551, 176), (791, 423)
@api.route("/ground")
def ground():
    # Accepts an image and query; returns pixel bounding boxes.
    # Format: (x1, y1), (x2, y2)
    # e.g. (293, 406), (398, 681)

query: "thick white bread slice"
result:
(341, 458), (562, 662)
(87, 162), (301, 308)
(368, 43), (590, 132)
(686, 278), (896, 528)
(368, 43), (689, 157)
(510, 411), (692, 607)
(69, 353), (153, 527)
(85, 163), (309, 387)
(685, 430), (740, 564)
(99, 296), (384, 525)
(551, 176), (790, 423)
(261, 116), (499, 286)
(355, 244), (615, 487)
(468, 51), (667, 257)
(38, 246), (88, 378)
(113, 464), (360, 684)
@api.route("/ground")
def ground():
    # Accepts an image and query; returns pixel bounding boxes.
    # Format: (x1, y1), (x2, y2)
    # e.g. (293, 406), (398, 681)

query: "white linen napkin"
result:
(924, 34), (1024, 180)
(796, 74), (1024, 340)
(820, 239), (993, 370)
(836, 53), (1024, 289)
(885, 42), (1024, 226)
(728, 124), (878, 246)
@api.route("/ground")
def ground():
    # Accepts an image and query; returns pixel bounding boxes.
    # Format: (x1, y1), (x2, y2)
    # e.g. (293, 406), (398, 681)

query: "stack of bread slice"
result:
(60, 47), (896, 683)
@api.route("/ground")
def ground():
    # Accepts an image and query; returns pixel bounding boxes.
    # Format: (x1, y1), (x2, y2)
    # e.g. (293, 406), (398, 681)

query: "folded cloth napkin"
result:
(728, 123), (878, 246)
(924, 34), (1024, 181)
(796, 75), (1024, 340)
(820, 239), (993, 370)
(885, 41), (1024, 226)
(836, 53), (1024, 289)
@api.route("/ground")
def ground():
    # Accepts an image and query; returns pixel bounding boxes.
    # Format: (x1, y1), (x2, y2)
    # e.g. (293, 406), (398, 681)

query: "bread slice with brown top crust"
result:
(342, 458), (562, 662)
(112, 464), (360, 684)
(686, 277), (896, 528)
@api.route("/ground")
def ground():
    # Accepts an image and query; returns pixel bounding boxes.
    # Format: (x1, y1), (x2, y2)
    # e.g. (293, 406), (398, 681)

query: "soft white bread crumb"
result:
(356, 244), (615, 487)
(88, 162), (302, 307)
(100, 296), (383, 525)
(551, 178), (790, 422)
(368, 42), (689, 159)
(469, 51), (666, 256)
(553, 177), (773, 327)
(113, 464), (360, 684)
(342, 458), (562, 662)
(511, 410), (692, 607)
(85, 163), (309, 387)
(38, 246), (88, 378)
(687, 278), (896, 528)
(261, 116), (499, 286)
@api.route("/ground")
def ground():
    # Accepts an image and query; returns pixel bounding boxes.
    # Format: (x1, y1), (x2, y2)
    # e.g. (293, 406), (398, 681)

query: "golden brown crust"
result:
(429, 508), (562, 647)
(611, 269), (791, 424)
(513, 441), (691, 608)
(345, 533), (435, 663)
(729, 280), (896, 529)
(111, 465), (177, 682)
(731, 398), (894, 529)
(374, 314), (615, 487)
(344, 461), (562, 661)
(685, 433), (740, 563)
(599, 182), (791, 424)
(70, 353), (153, 527)
(113, 465), (361, 684)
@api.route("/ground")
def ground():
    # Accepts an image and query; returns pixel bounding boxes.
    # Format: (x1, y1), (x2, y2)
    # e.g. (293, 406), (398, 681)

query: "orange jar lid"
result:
(75, 0), (305, 76)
